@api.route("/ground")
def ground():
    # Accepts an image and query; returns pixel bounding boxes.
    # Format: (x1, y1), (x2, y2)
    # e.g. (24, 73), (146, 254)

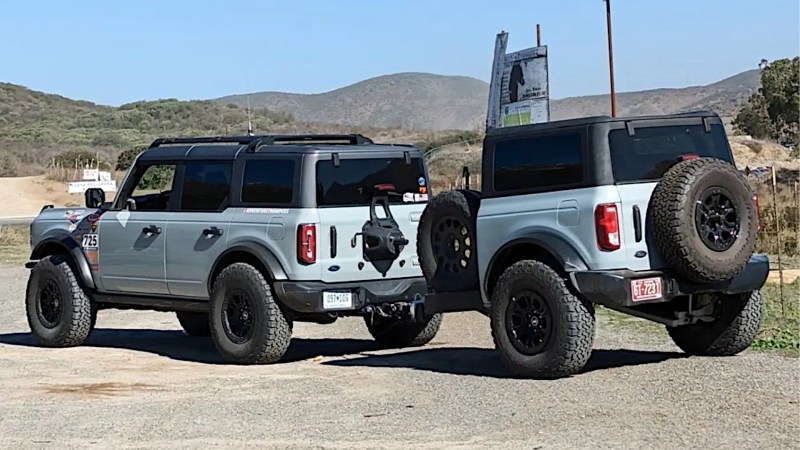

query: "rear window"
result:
(241, 159), (295, 204)
(493, 132), (583, 192)
(609, 124), (732, 183)
(316, 157), (428, 206)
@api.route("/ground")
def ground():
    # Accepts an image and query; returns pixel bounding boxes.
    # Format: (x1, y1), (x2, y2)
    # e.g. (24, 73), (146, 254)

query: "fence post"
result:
(771, 167), (784, 315)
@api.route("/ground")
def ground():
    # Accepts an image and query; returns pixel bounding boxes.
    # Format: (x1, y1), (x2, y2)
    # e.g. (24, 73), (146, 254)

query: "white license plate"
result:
(630, 277), (662, 302)
(322, 291), (353, 310)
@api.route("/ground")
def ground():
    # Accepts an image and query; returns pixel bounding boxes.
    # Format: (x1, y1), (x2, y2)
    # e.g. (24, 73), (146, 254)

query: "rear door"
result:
(609, 121), (734, 271)
(165, 160), (234, 298)
(315, 153), (430, 283)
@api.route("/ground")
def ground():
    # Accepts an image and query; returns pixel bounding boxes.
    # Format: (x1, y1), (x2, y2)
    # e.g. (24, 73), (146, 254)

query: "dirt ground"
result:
(0, 266), (797, 449)
(0, 176), (84, 217)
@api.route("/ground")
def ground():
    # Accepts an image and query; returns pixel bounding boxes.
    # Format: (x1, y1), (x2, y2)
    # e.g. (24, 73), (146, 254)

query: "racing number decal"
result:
(81, 233), (98, 249)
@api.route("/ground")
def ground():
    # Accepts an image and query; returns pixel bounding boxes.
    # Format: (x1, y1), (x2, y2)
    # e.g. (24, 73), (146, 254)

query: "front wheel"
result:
(490, 260), (595, 379)
(209, 263), (292, 364)
(25, 254), (95, 347)
(667, 290), (764, 356)
(364, 313), (443, 348)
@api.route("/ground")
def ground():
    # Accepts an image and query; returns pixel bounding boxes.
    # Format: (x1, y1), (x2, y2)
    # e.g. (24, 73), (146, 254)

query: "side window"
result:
(493, 133), (583, 192)
(180, 161), (233, 211)
(128, 163), (177, 211)
(241, 159), (295, 204)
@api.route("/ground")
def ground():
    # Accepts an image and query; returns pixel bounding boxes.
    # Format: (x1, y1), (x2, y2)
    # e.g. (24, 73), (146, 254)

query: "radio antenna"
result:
(246, 94), (254, 136)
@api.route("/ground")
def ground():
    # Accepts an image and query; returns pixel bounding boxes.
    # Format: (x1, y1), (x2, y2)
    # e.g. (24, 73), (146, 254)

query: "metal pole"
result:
(604, 0), (617, 117)
(537, 24), (541, 47)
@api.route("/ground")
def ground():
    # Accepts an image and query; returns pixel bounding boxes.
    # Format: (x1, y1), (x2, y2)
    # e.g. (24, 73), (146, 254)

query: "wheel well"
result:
(486, 243), (564, 299)
(31, 241), (69, 260)
(208, 250), (272, 292)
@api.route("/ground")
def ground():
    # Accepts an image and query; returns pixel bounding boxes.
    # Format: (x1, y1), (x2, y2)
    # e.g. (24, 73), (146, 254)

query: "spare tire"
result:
(417, 189), (481, 292)
(651, 157), (757, 283)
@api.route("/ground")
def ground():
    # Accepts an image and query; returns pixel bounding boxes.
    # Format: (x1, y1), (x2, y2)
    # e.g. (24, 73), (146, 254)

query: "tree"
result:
(116, 144), (148, 171)
(733, 57), (799, 144)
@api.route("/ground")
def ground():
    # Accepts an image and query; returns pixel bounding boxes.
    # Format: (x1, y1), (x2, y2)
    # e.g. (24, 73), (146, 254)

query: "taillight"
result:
(297, 224), (317, 264)
(752, 193), (760, 231)
(595, 203), (621, 251)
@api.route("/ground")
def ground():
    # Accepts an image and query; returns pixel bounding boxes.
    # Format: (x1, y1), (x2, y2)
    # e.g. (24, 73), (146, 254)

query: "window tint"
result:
(241, 159), (295, 204)
(128, 163), (177, 211)
(180, 161), (233, 211)
(316, 157), (428, 206)
(493, 133), (583, 192)
(609, 124), (732, 182)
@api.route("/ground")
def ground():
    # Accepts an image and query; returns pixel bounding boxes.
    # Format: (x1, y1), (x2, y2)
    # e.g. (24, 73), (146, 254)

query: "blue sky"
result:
(1, 0), (797, 106)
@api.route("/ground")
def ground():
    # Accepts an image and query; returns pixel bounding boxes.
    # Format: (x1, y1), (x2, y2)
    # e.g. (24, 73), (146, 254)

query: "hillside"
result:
(215, 72), (489, 131)
(0, 82), (437, 176)
(215, 70), (762, 130)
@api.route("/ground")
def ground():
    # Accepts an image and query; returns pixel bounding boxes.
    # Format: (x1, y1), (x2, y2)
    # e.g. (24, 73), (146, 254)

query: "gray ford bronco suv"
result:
(416, 111), (769, 379)
(24, 134), (441, 364)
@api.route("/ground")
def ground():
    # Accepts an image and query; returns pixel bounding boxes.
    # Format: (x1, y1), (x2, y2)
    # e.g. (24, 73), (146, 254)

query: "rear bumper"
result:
(272, 277), (428, 313)
(570, 254), (770, 308)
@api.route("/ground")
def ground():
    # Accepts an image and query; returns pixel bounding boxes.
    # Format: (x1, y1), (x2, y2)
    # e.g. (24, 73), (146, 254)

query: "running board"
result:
(94, 293), (209, 313)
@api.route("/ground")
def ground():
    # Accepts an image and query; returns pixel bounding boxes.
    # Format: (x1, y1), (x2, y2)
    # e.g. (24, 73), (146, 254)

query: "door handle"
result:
(203, 226), (223, 237)
(142, 225), (162, 235)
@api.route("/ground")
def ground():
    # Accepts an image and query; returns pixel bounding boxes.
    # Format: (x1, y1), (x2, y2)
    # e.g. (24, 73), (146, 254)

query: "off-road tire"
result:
(25, 254), (94, 347)
(417, 189), (481, 292)
(667, 290), (764, 356)
(490, 260), (595, 379)
(651, 157), (757, 283)
(364, 313), (443, 348)
(209, 263), (291, 364)
(176, 311), (210, 337)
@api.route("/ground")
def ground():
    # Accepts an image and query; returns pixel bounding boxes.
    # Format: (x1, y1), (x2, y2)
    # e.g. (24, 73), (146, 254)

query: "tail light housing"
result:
(595, 203), (621, 251)
(297, 224), (317, 264)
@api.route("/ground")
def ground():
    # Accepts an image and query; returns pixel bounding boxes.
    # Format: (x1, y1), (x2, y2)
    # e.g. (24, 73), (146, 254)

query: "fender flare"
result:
(29, 233), (96, 290)
(207, 242), (288, 291)
(483, 233), (589, 296)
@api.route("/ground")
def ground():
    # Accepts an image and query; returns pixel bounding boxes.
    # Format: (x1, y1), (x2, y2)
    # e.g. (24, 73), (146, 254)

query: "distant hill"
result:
(215, 69), (762, 130)
(215, 73), (490, 131)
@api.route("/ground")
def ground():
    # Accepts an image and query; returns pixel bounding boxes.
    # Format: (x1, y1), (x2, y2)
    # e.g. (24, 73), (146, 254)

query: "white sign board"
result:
(68, 180), (117, 194)
(98, 171), (112, 181)
(486, 32), (550, 130)
(82, 168), (99, 180)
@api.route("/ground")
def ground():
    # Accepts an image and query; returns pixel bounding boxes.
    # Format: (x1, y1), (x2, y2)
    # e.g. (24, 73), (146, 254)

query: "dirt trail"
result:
(0, 176), (83, 217)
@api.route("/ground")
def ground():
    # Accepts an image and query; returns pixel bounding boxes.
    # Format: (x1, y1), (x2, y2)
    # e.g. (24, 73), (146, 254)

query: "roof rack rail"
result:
(148, 134), (374, 151)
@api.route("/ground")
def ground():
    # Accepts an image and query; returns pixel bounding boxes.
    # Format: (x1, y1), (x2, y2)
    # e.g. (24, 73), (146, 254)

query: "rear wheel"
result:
(25, 254), (95, 347)
(364, 313), (443, 348)
(490, 260), (595, 379)
(209, 263), (292, 364)
(667, 290), (763, 356)
(176, 311), (210, 337)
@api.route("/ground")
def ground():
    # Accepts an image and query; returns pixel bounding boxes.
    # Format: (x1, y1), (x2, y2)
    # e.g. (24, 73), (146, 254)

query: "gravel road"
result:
(0, 265), (797, 449)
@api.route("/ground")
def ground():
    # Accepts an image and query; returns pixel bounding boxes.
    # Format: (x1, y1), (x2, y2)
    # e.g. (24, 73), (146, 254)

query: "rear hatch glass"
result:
(315, 157), (429, 206)
(609, 124), (732, 183)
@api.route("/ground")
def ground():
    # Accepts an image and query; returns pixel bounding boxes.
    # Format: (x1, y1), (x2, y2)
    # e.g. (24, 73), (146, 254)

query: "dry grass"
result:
(0, 225), (30, 265)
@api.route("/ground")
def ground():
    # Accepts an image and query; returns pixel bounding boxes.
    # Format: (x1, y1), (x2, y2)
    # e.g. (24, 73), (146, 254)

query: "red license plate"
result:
(630, 277), (662, 302)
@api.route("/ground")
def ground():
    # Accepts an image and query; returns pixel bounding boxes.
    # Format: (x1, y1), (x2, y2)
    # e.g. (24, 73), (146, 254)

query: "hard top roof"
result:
(137, 133), (420, 162)
(485, 110), (722, 139)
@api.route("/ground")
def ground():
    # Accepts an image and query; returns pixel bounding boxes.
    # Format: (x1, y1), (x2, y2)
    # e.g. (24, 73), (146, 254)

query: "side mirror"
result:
(126, 198), (137, 211)
(84, 188), (105, 208)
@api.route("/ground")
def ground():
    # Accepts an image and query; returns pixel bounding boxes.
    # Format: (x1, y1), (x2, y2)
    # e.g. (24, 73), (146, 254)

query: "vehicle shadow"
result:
(0, 328), (381, 365)
(322, 346), (689, 378)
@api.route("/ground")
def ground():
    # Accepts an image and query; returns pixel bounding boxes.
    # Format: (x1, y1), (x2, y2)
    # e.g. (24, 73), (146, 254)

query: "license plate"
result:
(322, 291), (353, 309)
(630, 277), (662, 302)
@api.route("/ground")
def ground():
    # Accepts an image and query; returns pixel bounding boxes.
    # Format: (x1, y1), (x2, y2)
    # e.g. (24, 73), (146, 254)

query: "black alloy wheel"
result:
(505, 290), (553, 356)
(37, 279), (64, 329)
(222, 289), (255, 344)
(695, 186), (740, 252)
(432, 217), (472, 275)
